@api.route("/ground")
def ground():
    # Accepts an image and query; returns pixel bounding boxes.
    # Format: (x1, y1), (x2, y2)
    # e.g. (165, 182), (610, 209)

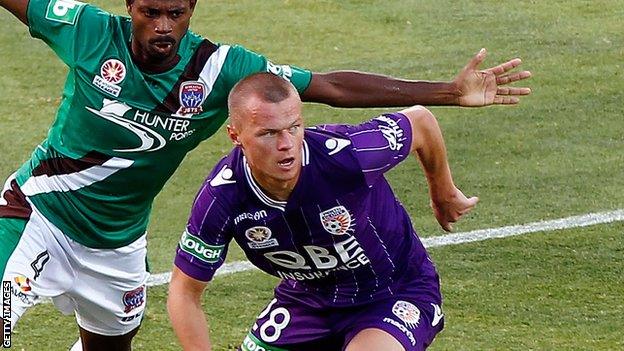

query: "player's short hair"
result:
(228, 73), (298, 113)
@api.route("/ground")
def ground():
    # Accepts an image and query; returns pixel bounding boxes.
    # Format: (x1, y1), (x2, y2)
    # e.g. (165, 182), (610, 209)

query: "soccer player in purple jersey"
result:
(168, 73), (479, 351)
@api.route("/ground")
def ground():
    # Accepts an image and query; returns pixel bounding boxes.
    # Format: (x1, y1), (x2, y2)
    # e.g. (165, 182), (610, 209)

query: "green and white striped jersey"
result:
(11, 0), (312, 248)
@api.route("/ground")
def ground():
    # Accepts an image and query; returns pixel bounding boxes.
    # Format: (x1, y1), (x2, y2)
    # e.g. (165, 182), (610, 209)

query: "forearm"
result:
(406, 107), (455, 195)
(168, 290), (212, 351)
(303, 71), (461, 108)
(168, 267), (212, 351)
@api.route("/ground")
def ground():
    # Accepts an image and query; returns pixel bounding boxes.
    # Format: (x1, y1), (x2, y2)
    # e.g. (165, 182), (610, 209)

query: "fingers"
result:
(486, 58), (522, 75)
(434, 196), (479, 232)
(465, 48), (487, 71)
(497, 86), (532, 96)
(496, 71), (532, 85)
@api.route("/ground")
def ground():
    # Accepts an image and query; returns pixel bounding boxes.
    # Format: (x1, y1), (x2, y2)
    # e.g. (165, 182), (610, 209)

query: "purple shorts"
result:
(240, 274), (444, 351)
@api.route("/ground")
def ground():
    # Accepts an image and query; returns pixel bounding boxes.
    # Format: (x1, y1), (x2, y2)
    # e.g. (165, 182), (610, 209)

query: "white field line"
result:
(146, 209), (624, 287)
(34, 209), (623, 305)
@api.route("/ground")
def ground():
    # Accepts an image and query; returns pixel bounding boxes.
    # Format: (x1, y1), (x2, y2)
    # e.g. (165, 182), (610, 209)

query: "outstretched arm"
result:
(0, 0), (29, 25)
(402, 105), (478, 231)
(302, 48), (531, 108)
(168, 266), (212, 351)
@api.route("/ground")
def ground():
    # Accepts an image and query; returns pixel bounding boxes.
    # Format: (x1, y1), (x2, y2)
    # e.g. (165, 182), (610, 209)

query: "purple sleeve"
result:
(321, 113), (412, 186)
(174, 183), (233, 282)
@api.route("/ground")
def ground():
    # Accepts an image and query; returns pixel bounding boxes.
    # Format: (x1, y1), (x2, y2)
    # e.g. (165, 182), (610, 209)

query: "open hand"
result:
(453, 48), (532, 106)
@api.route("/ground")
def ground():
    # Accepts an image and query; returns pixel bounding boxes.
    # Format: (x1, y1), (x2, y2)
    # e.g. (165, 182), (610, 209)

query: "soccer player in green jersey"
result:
(0, 0), (531, 349)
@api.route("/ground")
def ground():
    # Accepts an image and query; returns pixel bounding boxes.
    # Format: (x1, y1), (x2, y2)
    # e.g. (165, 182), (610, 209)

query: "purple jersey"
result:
(175, 112), (440, 307)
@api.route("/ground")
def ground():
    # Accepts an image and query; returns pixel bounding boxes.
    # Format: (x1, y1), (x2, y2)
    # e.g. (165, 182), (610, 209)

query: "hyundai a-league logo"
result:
(245, 226), (278, 249)
(100, 59), (126, 84)
(123, 285), (145, 313)
(392, 300), (421, 329)
(320, 206), (354, 235)
(177, 81), (207, 116)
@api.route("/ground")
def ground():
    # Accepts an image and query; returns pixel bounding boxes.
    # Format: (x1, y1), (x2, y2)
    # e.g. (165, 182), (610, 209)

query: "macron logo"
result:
(325, 138), (351, 156)
(210, 165), (236, 187)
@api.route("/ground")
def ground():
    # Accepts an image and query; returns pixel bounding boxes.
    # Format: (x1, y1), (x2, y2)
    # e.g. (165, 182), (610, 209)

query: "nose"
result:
(155, 17), (173, 34)
(276, 131), (294, 151)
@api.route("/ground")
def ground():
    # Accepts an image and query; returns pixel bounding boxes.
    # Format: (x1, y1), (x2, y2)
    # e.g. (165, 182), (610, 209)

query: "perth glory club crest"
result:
(320, 206), (354, 235)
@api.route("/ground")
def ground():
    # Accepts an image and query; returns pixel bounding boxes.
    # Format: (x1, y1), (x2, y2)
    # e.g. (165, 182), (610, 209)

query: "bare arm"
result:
(302, 48), (531, 108)
(402, 105), (478, 231)
(167, 266), (212, 351)
(0, 0), (30, 25)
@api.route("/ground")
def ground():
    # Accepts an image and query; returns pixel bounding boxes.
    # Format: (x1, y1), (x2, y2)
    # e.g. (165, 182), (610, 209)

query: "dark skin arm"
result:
(1, 1), (530, 108)
(0, 0), (29, 25)
(303, 48), (532, 107)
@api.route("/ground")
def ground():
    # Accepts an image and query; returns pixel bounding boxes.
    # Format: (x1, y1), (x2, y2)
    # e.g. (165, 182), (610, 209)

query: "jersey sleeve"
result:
(174, 183), (233, 282)
(27, 0), (110, 66)
(320, 112), (413, 187)
(218, 44), (312, 94)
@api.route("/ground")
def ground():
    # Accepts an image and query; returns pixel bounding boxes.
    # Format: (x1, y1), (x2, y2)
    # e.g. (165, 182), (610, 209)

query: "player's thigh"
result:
(344, 328), (404, 351)
(1, 212), (75, 327)
(68, 234), (149, 337)
(241, 296), (339, 351)
(78, 324), (140, 351)
(343, 298), (444, 351)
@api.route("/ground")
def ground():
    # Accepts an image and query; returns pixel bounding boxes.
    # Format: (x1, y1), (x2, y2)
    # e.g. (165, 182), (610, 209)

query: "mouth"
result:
(277, 157), (295, 169)
(149, 37), (176, 53)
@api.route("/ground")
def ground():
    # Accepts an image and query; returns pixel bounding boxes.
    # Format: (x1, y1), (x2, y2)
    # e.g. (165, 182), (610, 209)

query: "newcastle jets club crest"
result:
(319, 206), (354, 235)
(177, 81), (207, 116)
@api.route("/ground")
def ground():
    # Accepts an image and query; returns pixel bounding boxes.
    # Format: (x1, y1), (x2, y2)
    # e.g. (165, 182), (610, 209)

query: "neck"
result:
(251, 170), (300, 202)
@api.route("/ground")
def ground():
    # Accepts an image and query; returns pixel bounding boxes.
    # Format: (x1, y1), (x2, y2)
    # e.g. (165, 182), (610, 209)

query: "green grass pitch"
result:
(1, 0), (622, 350)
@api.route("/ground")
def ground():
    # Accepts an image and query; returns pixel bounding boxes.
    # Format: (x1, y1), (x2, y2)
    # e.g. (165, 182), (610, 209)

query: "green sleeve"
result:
(219, 44), (312, 94)
(27, 0), (110, 67)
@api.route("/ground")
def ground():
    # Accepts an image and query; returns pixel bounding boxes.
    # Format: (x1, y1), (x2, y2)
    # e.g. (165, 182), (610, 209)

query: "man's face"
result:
(229, 94), (305, 193)
(127, 0), (195, 62)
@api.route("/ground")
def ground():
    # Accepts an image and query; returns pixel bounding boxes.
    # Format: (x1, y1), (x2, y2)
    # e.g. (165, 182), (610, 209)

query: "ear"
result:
(226, 125), (241, 147)
(126, 1), (133, 15)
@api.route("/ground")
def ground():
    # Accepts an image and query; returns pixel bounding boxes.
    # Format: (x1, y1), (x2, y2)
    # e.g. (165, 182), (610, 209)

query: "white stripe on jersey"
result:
(21, 158), (134, 196)
(243, 157), (287, 211)
(198, 45), (231, 97)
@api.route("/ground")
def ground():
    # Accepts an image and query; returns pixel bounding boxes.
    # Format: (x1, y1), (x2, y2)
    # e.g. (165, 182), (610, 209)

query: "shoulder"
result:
(196, 148), (247, 210)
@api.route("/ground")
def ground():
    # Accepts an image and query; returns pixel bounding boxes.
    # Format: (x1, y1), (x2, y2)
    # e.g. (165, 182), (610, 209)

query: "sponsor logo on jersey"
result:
(268, 236), (371, 281)
(209, 165), (236, 187)
(234, 210), (268, 225)
(122, 285), (145, 313)
(392, 300), (421, 329)
(93, 59), (126, 97)
(86, 99), (197, 152)
(176, 81), (207, 117)
(383, 317), (416, 346)
(266, 62), (293, 81)
(179, 230), (225, 263)
(245, 226), (279, 249)
(45, 0), (84, 25)
(325, 137), (351, 156)
(375, 115), (406, 151)
(241, 332), (288, 351)
(319, 206), (354, 235)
